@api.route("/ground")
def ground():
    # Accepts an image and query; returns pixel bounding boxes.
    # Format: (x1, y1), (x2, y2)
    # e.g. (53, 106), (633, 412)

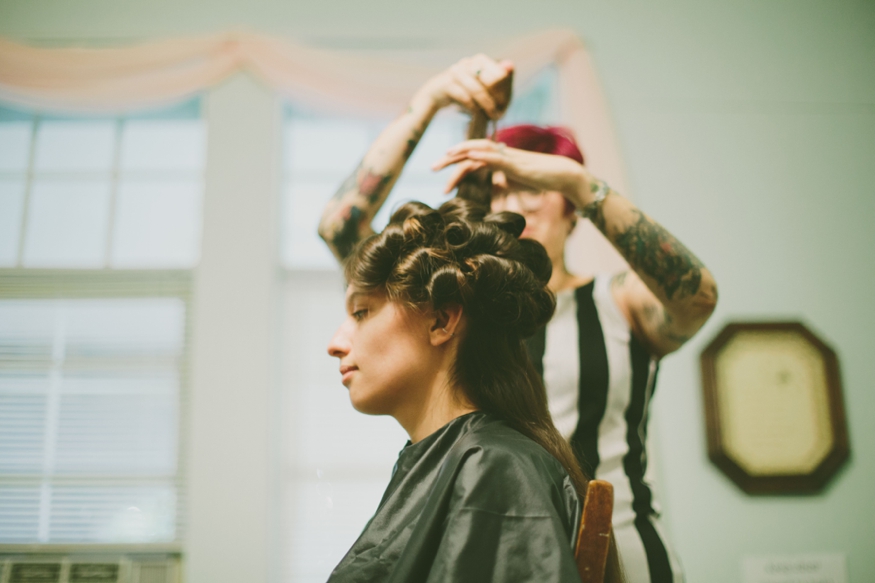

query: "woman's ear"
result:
(430, 304), (463, 346)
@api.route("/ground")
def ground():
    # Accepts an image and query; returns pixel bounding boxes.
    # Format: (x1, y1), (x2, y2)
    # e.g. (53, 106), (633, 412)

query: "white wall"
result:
(2, 1), (873, 581)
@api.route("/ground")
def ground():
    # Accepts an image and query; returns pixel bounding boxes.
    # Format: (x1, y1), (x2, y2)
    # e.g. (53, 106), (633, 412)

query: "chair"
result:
(574, 479), (614, 583)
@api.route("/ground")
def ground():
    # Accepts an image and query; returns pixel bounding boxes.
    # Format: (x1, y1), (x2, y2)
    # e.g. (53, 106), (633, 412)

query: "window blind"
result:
(0, 285), (190, 545)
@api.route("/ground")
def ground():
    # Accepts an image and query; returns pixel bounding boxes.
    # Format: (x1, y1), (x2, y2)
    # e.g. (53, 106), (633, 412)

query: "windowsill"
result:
(0, 543), (182, 555)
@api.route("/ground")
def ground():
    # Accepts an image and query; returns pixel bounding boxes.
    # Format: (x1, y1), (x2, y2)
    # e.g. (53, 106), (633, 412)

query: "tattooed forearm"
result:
(320, 162), (393, 259)
(331, 162), (363, 202)
(403, 128), (423, 160)
(320, 98), (437, 262)
(613, 210), (704, 301)
(332, 205), (366, 259)
(330, 162), (393, 204)
(360, 168), (393, 203)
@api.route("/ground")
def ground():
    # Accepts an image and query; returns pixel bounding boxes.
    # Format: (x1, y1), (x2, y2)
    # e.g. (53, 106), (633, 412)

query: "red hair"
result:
(494, 124), (584, 214)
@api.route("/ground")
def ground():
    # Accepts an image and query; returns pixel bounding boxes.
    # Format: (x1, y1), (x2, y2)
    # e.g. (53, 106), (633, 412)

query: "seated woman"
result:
(326, 200), (619, 582)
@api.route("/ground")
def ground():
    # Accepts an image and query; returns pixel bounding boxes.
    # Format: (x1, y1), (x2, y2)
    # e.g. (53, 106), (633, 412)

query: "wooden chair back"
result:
(574, 479), (614, 583)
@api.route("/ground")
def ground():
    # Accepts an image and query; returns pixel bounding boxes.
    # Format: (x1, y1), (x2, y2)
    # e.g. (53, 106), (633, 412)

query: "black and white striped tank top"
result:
(526, 276), (685, 583)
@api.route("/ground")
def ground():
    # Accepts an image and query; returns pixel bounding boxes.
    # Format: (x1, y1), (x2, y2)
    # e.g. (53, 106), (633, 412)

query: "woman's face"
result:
(327, 287), (440, 417)
(489, 170), (575, 263)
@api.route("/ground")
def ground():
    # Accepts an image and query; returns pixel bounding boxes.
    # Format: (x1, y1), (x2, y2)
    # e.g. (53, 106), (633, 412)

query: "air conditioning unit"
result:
(0, 554), (179, 583)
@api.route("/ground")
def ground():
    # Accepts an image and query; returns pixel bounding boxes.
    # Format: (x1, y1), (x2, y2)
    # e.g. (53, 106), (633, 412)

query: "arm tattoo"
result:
(613, 210), (704, 301)
(360, 168), (392, 203)
(642, 303), (691, 346)
(403, 129), (423, 160)
(657, 308), (691, 344)
(331, 162), (362, 202)
(610, 270), (628, 290)
(331, 162), (393, 204)
(322, 162), (393, 259)
(333, 205), (365, 259)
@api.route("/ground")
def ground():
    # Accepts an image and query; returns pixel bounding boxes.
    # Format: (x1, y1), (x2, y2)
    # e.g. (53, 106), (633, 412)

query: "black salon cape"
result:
(327, 412), (583, 583)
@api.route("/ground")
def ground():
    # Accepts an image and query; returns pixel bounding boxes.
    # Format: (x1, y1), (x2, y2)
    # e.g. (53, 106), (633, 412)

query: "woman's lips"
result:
(339, 365), (358, 385)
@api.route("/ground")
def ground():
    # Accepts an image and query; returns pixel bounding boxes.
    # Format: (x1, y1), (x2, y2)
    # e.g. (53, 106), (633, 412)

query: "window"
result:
(280, 68), (560, 582)
(0, 100), (204, 546)
(0, 279), (189, 544)
(0, 101), (205, 269)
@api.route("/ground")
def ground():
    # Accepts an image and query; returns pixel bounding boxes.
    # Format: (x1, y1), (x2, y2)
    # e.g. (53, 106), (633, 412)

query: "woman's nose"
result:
(327, 323), (350, 358)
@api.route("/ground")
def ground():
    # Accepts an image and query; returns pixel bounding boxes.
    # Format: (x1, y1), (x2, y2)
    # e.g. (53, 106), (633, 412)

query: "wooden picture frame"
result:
(700, 322), (850, 494)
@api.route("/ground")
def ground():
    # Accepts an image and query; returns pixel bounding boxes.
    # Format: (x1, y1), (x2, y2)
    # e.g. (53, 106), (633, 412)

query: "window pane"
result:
(34, 121), (116, 173)
(0, 122), (32, 172)
(111, 179), (202, 268)
(60, 298), (185, 358)
(120, 120), (206, 172)
(55, 383), (178, 475)
(49, 484), (176, 543)
(502, 66), (560, 126)
(0, 485), (41, 542)
(23, 179), (110, 268)
(282, 180), (341, 269)
(286, 119), (373, 174)
(0, 302), (57, 365)
(404, 112), (465, 172)
(0, 179), (25, 266)
(0, 378), (48, 473)
(0, 298), (186, 544)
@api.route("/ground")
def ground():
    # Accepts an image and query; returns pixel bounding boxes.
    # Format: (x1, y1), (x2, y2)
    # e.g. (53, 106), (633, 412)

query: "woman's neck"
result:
(397, 372), (477, 443)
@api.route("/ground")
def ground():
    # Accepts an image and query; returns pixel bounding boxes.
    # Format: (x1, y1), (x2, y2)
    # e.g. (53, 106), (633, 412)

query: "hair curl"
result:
(344, 198), (589, 504)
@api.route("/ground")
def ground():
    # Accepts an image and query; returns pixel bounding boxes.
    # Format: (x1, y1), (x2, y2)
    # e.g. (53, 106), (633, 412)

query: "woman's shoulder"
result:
(452, 415), (572, 489)
(440, 415), (579, 528)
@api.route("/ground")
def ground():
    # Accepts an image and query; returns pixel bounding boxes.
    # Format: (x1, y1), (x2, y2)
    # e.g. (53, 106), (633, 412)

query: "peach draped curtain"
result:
(0, 28), (627, 273)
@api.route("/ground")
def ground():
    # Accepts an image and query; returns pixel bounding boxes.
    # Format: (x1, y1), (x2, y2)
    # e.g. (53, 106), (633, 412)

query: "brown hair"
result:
(344, 198), (588, 499)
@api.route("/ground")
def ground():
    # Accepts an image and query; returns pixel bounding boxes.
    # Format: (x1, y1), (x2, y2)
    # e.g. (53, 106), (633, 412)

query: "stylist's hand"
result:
(415, 55), (514, 120)
(432, 139), (594, 206)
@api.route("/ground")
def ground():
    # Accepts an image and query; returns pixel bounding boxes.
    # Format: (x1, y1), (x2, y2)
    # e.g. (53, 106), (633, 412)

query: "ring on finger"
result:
(475, 69), (482, 77)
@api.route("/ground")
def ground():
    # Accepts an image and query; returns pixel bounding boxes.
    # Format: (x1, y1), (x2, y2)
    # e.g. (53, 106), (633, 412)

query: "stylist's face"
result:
(327, 287), (436, 416)
(490, 170), (575, 263)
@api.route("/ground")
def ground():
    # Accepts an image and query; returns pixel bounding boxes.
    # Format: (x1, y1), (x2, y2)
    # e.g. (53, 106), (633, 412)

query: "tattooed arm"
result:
(318, 55), (513, 262)
(433, 141), (717, 357)
(588, 186), (718, 357)
(317, 97), (433, 261)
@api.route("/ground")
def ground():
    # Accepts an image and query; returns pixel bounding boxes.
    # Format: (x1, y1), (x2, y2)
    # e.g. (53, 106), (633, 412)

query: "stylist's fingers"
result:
(434, 150), (507, 177)
(443, 160), (487, 194)
(445, 139), (504, 157)
(467, 54), (513, 86)
(449, 64), (498, 118)
(431, 152), (469, 172)
(442, 82), (478, 112)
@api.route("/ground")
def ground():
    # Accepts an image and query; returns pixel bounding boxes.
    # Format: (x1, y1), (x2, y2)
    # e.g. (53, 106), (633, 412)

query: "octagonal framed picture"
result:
(700, 321), (850, 494)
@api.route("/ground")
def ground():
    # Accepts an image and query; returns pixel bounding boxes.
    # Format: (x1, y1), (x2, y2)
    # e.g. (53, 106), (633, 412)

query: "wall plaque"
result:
(700, 322), (849, 494)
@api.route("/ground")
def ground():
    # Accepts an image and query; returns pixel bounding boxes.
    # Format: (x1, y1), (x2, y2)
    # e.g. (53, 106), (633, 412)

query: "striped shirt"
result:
(525, 275), (683, 583)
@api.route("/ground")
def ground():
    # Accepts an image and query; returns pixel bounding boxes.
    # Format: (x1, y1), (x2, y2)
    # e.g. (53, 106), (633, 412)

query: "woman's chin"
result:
(348, 391), (388, 416)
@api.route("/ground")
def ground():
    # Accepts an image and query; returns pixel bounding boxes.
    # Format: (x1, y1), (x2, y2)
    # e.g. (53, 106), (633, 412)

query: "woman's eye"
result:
(352, 309), (368, 321)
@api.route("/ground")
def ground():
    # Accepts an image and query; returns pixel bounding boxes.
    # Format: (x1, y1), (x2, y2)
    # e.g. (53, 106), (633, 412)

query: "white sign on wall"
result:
(743, 553), (847, 583)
